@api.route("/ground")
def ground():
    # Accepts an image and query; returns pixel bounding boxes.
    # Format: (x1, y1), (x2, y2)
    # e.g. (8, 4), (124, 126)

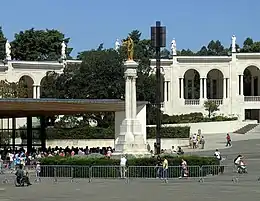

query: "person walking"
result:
(226, 133), (232, 147)
(200, 136), (205, 149)
(120, 155), (127, 179)
(162, 157), (168, 183)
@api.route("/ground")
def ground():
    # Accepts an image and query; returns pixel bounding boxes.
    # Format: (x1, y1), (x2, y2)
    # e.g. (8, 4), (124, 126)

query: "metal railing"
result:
(0, 164), (254, 184)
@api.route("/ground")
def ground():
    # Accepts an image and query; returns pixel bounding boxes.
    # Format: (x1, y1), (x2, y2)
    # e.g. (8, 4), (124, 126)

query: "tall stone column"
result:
(223, 78), (226, 99)
(33, 85), (37, 99)
(37, 85), (41, 99)
(203, 78), (207, 99)
(131, 77), (137, 118)
(115, 60), (147, 155)
(180, 78), (184, 99)
(199, 78), (203, 99)
(241, 75), (244, 95)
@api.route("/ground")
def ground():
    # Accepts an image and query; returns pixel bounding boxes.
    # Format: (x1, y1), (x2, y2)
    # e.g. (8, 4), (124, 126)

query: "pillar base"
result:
(115, 119), (148, 154)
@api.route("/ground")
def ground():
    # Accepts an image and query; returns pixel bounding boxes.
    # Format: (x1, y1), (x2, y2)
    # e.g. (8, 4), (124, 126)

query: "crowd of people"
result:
(189, 133), (205, 149)
(0, 145), (114, 170)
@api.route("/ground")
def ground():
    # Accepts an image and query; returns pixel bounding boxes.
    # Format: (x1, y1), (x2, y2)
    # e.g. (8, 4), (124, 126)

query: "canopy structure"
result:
(0, 98), (147, 118)
(0, 98), (148, 153)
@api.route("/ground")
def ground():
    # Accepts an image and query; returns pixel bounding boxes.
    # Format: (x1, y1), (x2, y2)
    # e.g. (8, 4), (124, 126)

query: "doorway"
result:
(245, 109), (260, 123)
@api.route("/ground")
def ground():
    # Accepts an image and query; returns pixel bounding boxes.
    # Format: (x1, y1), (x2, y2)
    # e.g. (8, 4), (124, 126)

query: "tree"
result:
(204, 100), (219, 118)
(0, 27), (6, 60)
(73, 49), (125, 99)
(178, 49), (195, 56)
(11, 28), (73, 61)
(40, 71), (60, 98)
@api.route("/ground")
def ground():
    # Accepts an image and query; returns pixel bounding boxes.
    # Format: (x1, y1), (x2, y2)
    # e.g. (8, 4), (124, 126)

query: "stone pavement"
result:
(0, 137), (260, 201)
(184, 131), (260, 153)
(0, 178), (260, 201)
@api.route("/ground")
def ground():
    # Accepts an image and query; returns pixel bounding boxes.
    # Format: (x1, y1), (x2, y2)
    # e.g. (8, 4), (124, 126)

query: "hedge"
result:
(39, 155), (220, 178)
(46, 126), (114, 139)
(46, 126), (190, 139)
(146, 126), (190, 138)
(146, 106), (238, 124)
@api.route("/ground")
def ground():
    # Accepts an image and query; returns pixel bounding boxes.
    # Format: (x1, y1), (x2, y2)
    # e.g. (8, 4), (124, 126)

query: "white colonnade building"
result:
(151, 39), (260, 122)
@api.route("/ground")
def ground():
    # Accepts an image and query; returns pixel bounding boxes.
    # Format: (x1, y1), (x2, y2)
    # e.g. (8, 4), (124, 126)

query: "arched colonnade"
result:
(15, 73), (51, 99)
(179, 69), (227, 105)
(240, 65), (260, 99)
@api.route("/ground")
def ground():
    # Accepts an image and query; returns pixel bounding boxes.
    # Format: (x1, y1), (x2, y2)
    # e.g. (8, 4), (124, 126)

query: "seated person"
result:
(177, 146), (184, 155)
(15, 164), (32, 186)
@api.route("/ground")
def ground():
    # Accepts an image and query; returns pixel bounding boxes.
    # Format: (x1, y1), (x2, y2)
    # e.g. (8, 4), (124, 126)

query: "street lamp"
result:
(151, 21), (166, 155)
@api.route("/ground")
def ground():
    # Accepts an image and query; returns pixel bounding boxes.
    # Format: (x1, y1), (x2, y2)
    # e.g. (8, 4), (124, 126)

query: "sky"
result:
(0, 0), (259, 58)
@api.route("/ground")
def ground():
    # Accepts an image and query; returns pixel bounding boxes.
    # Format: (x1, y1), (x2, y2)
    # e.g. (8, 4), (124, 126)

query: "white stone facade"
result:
(150, 53), (260, 122)
(0, 60), (67, 129)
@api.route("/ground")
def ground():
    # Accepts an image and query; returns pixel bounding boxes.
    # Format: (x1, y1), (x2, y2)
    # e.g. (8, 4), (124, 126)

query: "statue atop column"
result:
(122, 36), (134, 61)
(115, 39), (121, 51)
(232, 35), (236, 53)
(171, 39), (177, 56)
(5, 40), (11, 60)
(61, 41), (66, 59)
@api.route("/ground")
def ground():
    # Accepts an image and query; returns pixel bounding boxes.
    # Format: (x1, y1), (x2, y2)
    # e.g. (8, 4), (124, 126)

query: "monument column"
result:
(115, 36), (147, 155)
(115, 60), (147, 154)
(131, 77), (137, 118)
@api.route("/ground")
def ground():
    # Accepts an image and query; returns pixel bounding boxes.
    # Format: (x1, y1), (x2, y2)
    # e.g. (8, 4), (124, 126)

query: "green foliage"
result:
(40, 155), (218, 166)
(0, 27), (6, 60)
(147, 126), (190, 138)
(11, 28), (72, 61)
(39, 156), (219, 178)
(147, 105), (237, 125)
(204, 100), (220, 118)
(46, 126), (114, 139)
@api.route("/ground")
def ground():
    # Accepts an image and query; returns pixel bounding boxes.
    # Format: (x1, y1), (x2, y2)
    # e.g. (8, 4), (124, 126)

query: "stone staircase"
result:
(233, 124), (259, 134)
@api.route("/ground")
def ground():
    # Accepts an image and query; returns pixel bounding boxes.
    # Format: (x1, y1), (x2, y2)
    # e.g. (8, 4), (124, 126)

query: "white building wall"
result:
(151, 53), (260, 121)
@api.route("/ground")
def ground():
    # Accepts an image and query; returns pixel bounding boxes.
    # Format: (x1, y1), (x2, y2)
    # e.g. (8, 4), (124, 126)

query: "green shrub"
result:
(146, 126), (190, 138)
(39, 155), (219, 178)
(46, 126), (114, 139)
(147, 104), (237, 124)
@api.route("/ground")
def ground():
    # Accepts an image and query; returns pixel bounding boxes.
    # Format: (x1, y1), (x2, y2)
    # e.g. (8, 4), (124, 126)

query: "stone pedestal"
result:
(115, 60), (148, 155)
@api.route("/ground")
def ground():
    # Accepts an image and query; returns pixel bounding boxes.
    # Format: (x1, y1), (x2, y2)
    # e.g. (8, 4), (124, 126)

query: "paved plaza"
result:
(0, 137), (260, 200)
(0, 178), (260, 201)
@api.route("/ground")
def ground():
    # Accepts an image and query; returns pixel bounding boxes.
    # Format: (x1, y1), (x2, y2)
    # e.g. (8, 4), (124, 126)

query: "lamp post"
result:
(151, 21), (166, 155)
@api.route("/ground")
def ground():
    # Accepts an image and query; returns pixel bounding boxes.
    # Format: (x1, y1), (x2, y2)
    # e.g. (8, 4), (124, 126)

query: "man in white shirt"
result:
(214, 149), (221, 160)
(192, 134), (197, 149)
(120, 155), (127, 178)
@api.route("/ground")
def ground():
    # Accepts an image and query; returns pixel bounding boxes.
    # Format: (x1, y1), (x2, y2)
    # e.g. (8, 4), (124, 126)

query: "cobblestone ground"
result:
(0, 139), (259, 201)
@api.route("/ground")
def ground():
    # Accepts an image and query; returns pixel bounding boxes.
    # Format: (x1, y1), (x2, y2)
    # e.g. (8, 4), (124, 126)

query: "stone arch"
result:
(183, 69), (200, 99)
(206, 69), (224, 99)
(18, 73), (36, 84)
(243, 65), (260, 96)
(40, 71), (58, 98)
(18, 75), (34, 98)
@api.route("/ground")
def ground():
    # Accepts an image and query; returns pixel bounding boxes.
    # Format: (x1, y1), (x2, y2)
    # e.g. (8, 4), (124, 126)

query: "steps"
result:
(234, 124), (259, 134)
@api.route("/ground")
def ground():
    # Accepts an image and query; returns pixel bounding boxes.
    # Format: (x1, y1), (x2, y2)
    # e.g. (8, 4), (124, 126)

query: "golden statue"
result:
(122, 36), (134, 61)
